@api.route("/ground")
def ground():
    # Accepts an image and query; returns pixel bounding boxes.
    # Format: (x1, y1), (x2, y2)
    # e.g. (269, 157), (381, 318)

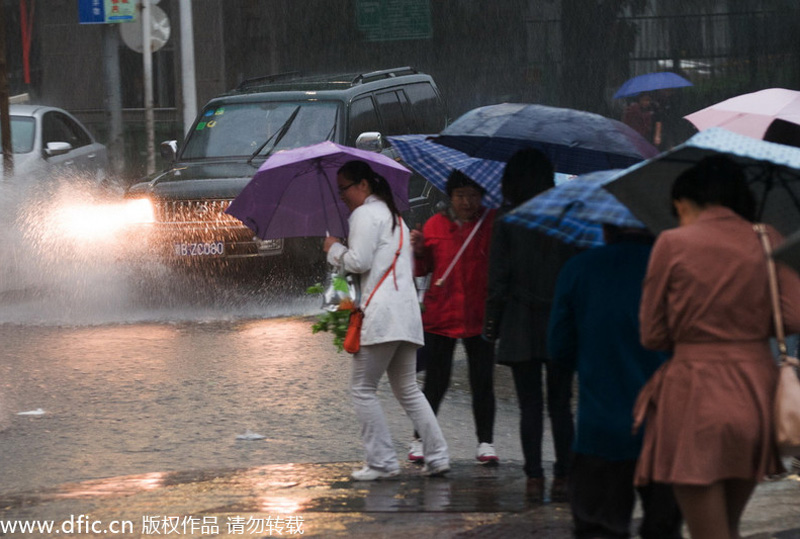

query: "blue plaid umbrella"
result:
(503, 169), (645, 248)
(604, 128), (800, 235)
(387, 134), (506, 208)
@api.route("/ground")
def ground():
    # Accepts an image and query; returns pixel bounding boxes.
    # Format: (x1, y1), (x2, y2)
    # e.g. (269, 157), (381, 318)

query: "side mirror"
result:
(355, 132), (383, 152)
(44, 141), (72, 157)
(160, 140), (178, 161)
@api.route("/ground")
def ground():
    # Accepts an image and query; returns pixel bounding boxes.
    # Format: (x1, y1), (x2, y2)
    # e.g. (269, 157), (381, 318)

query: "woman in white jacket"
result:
(324, 160), (450, 481)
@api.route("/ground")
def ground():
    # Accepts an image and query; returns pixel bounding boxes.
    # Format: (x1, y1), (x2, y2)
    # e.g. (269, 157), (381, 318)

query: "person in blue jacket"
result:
(547, 224), (682, 539)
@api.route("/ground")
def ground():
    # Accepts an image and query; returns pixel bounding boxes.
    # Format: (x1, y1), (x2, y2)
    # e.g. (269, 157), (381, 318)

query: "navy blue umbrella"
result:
(434, 103), (659, 174)
(613, 71), (692, 99)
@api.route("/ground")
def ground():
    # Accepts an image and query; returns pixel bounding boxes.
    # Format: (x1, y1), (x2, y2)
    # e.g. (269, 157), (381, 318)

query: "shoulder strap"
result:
(754, 223), (796, 365)
(435, 208), (489, 287)
(362, 217), (404, 310)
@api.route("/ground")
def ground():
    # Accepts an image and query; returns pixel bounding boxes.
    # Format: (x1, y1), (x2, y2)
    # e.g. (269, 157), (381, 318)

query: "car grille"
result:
(154, 199), (242, 226)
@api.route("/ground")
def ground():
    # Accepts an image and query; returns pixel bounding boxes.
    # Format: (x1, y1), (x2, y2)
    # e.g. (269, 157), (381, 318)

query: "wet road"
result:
(0, 282), (528, 495)
(2, 283), (799, 538)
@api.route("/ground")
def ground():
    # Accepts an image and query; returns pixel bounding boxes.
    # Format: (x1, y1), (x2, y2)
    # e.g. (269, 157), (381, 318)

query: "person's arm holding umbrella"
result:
(324, 212), (379, 276)
(638, 234), (675, 352)
(325, 203), (382, 273)
(411, 223), (434, 275)
(483, 220), (512, 342)
(547, 258), (579, 370)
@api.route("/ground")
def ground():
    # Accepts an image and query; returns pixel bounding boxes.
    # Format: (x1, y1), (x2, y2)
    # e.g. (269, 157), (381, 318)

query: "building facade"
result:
(11, 0), (800, 179)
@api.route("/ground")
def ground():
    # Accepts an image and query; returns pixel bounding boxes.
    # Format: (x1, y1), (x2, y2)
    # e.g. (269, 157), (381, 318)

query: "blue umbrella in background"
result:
(503, 169), (645, 248)
(613, 71), (693, 99)
(434, 103), (658, 173)
(387, 134), (507, 208)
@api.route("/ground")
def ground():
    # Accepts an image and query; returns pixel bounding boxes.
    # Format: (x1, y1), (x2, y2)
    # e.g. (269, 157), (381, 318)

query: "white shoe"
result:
(422, 463), (450, 477)
(351, 465), (400, 481)
(476, 442), (499, 465)
(408, 439), (424, 463)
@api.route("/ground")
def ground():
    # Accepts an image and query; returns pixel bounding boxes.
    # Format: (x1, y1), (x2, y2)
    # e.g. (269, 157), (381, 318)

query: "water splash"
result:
(0, 174), (320, 325)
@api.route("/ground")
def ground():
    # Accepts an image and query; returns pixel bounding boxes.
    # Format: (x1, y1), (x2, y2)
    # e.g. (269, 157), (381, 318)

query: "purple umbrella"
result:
(226, 141), (411, 240)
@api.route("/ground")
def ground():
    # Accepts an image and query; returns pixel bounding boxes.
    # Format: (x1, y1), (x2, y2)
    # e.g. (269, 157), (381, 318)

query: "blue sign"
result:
(79, 0), (136, 24)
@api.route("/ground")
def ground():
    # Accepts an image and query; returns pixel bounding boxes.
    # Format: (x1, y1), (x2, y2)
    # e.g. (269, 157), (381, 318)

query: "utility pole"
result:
(0, 1), (13, 177)
(141, 0), (155, 175)
(103, 25), (123, 177)
(179, 0), (196, 137)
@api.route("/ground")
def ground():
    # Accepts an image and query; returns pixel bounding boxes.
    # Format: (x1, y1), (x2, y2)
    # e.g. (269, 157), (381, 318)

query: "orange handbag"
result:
(343, 309), (364, 354)
(343, 220), (404, 354)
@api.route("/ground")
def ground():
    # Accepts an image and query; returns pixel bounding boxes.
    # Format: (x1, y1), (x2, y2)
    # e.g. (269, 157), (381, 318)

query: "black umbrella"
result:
(433, 103), (659, 174)
(604, 128), (800, 236)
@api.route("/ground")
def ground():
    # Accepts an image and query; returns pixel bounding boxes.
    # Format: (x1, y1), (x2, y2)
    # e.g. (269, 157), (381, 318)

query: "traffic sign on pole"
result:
(79, 0), (137, 24)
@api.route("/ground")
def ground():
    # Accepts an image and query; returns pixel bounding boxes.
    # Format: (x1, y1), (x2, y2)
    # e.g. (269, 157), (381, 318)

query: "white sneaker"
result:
(476, 442), (499, 465)
(408, 438), (424, 463)
(351, 465), (400, 481)
(422, 463), (451, 477)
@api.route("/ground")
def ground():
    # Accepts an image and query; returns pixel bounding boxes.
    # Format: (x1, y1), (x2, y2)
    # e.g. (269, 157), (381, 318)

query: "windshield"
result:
(181, 101), (339, 159)
(0, 116), (36, 153)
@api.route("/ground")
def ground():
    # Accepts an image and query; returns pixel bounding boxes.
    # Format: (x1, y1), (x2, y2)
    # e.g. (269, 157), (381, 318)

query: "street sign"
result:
(79, 0), (137, 24)
(356, 0), (432, 42)
(120, 5), (171, 53)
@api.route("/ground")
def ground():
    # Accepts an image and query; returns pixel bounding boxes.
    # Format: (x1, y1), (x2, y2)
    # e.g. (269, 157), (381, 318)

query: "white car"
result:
(1, 104), (108, 185)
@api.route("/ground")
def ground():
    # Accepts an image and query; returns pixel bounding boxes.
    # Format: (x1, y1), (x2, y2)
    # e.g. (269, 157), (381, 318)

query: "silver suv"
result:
(126, 67), (448, 269)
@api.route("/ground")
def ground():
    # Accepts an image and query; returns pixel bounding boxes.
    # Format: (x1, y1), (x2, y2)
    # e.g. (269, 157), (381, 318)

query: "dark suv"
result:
(125, 67), (449, 270)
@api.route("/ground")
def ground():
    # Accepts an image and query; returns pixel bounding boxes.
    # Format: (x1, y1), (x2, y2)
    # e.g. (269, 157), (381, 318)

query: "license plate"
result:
(173, 241), (225, 257)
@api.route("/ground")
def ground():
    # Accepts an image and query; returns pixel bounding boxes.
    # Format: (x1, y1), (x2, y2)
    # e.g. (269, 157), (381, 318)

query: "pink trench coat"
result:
(634, 206), (800, 486)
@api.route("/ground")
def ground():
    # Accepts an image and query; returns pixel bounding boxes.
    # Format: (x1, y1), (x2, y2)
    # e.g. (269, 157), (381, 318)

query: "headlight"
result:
(122, 198), (156, 224)
(53, 198), (156, 241)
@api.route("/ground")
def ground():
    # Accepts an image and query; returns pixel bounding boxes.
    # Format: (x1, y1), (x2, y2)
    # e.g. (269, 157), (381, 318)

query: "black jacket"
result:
(484, 207), (580, 365)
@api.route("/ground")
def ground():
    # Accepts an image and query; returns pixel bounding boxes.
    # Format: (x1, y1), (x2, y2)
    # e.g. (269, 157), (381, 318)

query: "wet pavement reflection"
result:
(1, 461), (798, 538)
(0, 460), (576, 538)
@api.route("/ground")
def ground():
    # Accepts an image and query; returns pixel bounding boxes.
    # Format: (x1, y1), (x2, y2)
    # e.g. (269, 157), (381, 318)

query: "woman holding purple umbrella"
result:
(323, 160), (450, 481)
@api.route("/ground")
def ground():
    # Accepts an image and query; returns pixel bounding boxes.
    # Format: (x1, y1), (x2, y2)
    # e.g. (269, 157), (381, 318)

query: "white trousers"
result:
(351, 341), (449, 472)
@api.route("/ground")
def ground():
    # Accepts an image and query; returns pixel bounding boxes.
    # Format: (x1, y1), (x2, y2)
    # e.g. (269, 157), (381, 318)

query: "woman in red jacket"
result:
(408, 170), (498, 464)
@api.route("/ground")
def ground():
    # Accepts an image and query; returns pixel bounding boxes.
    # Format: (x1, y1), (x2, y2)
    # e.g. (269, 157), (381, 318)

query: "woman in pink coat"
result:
(635, 156), (800, 538)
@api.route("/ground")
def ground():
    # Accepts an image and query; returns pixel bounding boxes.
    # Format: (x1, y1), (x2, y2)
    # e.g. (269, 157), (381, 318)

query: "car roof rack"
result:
(232, 67), (422, 94)
(352, 67), (418, 84)
(236, 71), (303, 91)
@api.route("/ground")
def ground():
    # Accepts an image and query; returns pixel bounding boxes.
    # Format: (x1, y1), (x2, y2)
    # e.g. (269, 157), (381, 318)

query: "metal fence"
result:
(626, 10), (797, 94)
(526, 9), (800, 114)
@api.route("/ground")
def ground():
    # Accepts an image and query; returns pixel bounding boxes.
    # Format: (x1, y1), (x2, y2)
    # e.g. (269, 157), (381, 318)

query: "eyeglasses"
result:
(338, 182), (357, 194)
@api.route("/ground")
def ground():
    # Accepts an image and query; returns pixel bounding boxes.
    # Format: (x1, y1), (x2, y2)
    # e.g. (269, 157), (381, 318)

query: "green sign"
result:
(356, 0), (432, 42)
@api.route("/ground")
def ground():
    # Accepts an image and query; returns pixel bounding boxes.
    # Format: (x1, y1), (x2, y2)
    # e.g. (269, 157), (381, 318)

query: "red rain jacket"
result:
(415, 209), (496, 338)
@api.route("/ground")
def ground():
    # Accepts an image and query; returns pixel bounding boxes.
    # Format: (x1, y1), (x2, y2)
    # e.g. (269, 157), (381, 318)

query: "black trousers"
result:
(415, 332), (495, 444)
(511, 359), (574, 478)
(570, 453), (683, 539)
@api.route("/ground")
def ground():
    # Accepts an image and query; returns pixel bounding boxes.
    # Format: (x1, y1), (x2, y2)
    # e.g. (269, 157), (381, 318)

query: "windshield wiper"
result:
(247, 106), (301, 167)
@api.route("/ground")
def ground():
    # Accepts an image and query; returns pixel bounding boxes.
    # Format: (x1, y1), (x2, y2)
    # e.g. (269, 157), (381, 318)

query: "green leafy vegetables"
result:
(306, 275), (354, 353)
